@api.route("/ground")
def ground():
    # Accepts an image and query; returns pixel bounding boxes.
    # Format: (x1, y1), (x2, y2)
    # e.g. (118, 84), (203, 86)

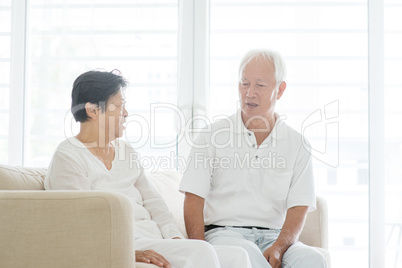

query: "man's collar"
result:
(233, 109), (287, 140)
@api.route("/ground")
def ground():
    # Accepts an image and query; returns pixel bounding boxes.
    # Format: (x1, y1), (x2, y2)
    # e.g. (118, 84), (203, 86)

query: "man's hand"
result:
(263, 245), (284, 268)
(262, 206), (309, 268)
(135, 250), (171, 268)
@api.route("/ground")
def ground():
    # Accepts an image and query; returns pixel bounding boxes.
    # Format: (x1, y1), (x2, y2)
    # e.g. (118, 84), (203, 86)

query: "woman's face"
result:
(101, 90), (128, 141)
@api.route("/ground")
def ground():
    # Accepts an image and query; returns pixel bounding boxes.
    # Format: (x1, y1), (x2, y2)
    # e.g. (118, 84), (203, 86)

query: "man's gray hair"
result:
(238, 49), (287, 85)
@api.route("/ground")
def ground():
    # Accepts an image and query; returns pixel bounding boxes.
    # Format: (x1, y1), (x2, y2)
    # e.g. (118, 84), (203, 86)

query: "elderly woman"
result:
(44, 70), (251, 268)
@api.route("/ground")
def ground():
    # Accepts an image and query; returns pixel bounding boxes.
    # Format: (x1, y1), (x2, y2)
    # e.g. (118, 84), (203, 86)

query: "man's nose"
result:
(246, 85), (257, 97)
(123, 107), (128, 117)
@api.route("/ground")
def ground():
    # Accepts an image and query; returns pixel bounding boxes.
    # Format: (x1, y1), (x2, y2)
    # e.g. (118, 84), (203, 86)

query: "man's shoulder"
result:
(278, 121), (312, 154)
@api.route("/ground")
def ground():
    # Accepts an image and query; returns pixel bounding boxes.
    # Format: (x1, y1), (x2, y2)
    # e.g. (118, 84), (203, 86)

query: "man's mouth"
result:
(246, 102), (258, 108)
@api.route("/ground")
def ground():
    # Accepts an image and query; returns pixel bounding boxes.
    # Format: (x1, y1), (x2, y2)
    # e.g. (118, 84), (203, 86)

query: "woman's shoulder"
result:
(55, 137), (86, 153)
(50, 137), (90, 163)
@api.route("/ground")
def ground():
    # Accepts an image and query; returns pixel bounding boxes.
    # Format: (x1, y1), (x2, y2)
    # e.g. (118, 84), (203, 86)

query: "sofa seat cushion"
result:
(146, 170), (187, 238)
(0, 164), (46, 190)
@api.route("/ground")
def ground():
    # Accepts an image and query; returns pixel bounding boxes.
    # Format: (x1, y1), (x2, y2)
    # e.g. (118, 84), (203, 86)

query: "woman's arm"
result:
(134, 167), (184, 239)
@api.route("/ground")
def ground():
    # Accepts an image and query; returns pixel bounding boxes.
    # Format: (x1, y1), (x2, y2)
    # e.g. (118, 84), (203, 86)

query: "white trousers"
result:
(205, 227), (327, 268)
(136, 238), (252, 268)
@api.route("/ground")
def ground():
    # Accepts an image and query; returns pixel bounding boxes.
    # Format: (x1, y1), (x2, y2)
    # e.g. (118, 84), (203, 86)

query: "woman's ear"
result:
(85, 102), (99, 120)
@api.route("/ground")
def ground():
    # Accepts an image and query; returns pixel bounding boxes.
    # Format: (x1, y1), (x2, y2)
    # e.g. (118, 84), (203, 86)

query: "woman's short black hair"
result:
(71, 69), (128, 122)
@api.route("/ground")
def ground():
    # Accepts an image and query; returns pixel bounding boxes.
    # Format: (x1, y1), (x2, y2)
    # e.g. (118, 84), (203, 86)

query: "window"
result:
(24, 0), (178, 167)
(384, 0), (402, 267)
(3, 1), (399, 267)
(209, 1), (369, 267)
(0, 0), (11, 163)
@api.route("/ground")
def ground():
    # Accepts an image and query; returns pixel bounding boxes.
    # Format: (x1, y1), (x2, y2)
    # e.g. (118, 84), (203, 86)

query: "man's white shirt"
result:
(179, 110), (316, 229)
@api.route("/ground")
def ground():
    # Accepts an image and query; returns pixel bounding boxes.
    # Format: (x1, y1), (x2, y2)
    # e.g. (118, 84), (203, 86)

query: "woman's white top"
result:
(44, 137), (184, 240)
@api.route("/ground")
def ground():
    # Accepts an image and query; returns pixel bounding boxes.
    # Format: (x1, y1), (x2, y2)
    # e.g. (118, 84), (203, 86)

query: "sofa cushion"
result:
(145, 170), (187, 238)
(0, 164), (46, 190)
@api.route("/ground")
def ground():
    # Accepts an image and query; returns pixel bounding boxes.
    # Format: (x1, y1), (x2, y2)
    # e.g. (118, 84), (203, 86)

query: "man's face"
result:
(239, 57), (285, 122)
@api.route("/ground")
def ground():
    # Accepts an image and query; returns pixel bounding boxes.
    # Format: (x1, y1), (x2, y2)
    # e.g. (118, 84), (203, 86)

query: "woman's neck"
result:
(75, 123), (113, 151)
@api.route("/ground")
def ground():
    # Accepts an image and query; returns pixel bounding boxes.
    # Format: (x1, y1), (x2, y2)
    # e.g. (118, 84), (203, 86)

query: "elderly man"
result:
(180, 49), (327, 268)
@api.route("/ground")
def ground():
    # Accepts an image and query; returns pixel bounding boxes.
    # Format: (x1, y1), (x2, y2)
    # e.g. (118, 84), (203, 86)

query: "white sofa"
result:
(0, 163), (330, 267)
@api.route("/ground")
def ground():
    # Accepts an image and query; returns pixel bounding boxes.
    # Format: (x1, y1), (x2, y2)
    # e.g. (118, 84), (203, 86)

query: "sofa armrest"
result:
(299, 195), (329, 250)
(0, 191), (135, 268)
(136, 264), (160, 268)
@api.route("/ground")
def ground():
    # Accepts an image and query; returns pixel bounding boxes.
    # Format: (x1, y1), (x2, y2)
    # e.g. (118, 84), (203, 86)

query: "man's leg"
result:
(280, 242), (327, 268)
(206, 228), (271, 268)
(258, 236), (327, 268)
(255, 229), (327, 268)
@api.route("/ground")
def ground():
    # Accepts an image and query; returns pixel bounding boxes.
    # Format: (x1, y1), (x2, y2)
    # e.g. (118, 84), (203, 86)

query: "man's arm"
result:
(263, 206), (308, 268)
(183, 192), (206, 240)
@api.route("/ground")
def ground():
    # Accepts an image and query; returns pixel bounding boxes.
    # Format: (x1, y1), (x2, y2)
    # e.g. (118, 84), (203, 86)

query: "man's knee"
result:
(300, 248), (326, 266)
(283, 244), (327, 268)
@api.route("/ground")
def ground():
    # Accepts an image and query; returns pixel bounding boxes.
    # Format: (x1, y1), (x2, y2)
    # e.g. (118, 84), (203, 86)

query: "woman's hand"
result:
(135, 249), (171, 268)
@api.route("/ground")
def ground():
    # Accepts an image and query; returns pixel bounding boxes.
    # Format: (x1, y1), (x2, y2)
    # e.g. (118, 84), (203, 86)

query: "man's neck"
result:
(242, 113), (276, 132)
(242, 112), (277, 147)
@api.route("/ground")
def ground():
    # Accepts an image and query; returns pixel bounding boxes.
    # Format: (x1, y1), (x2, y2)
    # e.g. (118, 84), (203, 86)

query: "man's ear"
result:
(277, 81), (287, 100)
(85, 102), (99, 120)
